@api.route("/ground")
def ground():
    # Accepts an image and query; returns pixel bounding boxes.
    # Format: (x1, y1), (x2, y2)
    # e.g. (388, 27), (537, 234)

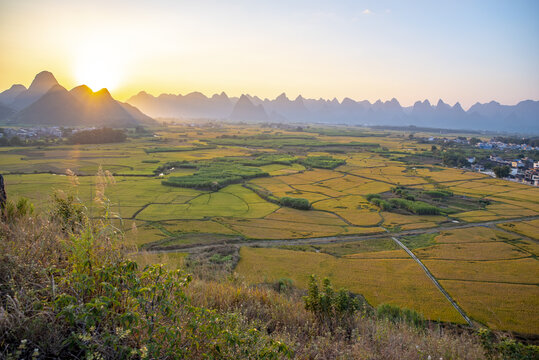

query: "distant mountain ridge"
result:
(0, 71), (155, 127)
(127, 91), (539, 133)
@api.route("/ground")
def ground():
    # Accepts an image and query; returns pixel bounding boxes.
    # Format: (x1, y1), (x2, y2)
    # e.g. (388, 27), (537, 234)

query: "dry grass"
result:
(186, 279), (487, 360)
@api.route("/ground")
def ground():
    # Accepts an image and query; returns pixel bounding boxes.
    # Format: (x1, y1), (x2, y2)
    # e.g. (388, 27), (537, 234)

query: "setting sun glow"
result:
(75, 58), (121, 92)
(74, 40), (125, 92)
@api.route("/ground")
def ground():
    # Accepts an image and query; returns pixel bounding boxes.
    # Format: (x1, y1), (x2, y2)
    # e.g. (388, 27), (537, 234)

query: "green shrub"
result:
(376, 303), (425, 329)
(368, 195), (441, 215)
(304, 275), (362, 332)
(423, 190), (453, 198)
(279, 197), (311, 210)
(300, 156), (346, 169)
(478, 328), (539, 360)
(49, 192), (86, 232)
(2, 197), (34, 221)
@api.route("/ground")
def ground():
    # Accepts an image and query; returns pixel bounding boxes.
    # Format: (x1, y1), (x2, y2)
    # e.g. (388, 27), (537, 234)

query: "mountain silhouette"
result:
(10, 71), (60, 110)
(125, 90), (539, 132)
(229, 95), (268, 122)
(0, 84), (27, 106)
(127, 91), (233, 119)
(1, 72), (155, 127)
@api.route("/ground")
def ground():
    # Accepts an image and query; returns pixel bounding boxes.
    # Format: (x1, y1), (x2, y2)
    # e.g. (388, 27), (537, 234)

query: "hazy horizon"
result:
(1, 0), (538, 108)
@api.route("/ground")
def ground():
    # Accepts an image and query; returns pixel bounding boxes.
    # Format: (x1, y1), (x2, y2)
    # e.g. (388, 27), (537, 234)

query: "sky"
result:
(0, 0), (538, 108)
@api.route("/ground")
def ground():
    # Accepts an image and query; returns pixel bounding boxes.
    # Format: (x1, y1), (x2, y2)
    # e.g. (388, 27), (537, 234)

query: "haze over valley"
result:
(1, 71), (538, 133)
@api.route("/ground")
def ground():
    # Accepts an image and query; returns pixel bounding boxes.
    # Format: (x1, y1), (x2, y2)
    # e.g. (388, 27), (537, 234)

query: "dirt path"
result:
(390, 236), (475, 327)
(142, 215), (539, 254)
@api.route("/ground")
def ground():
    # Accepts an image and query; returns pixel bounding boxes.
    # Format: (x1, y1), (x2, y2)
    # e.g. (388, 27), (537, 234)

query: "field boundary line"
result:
(390, 236), (475, 327)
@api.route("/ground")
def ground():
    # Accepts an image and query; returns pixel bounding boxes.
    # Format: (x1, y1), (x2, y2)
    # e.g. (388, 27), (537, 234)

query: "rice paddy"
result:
(3, 122), (538, 335)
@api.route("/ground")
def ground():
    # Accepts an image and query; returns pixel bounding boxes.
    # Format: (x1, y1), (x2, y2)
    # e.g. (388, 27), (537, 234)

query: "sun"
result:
(75, 58), (121, 92)
(74, 40), (125, 92)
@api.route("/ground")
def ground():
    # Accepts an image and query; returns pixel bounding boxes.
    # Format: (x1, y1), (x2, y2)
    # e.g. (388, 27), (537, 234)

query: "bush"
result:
(2, 197), (34, 221)
(376, 303), (425, 329)
(304, 275), (362, 333)
(423, 190), (453, 198)
(279, 197), (311, 210)
(367, 195), (441, 215)
(478, 328), (539, 360)
(300, 156), (346, 169)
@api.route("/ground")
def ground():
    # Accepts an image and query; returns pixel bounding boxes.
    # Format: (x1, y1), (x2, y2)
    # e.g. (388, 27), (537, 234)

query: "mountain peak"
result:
(453, 102), (464, 111)
(275, 93), (289, 102)
(29, 71), (59, 92)
(95, 88), (112, 98)
(9, 84), (27, 92)
(70, 85), (94, 102)
(71, 84), (93, 93)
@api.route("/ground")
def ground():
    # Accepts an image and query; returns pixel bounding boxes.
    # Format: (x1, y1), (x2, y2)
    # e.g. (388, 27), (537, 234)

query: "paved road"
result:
(391, 236), (475, 327)
(141, 215), (539, 254)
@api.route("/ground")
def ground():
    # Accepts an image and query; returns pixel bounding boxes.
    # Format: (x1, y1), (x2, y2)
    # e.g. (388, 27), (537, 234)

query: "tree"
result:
(9, 136), (23, 146)
(493, 165), (511, 178)
(469, 137), (481, 145)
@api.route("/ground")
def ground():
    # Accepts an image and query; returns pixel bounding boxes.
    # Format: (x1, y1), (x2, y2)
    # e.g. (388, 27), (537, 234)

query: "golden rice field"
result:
(414, 241), (530, 260)
(236, 247), (465, 323)
(410, 225), (539, 333)
(422, 258), (539, 284)
(440, 280), (539, 334)
(344, 249), (410, 259)
(434, 227), (519, 243)
(497, 219), (539, 240)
